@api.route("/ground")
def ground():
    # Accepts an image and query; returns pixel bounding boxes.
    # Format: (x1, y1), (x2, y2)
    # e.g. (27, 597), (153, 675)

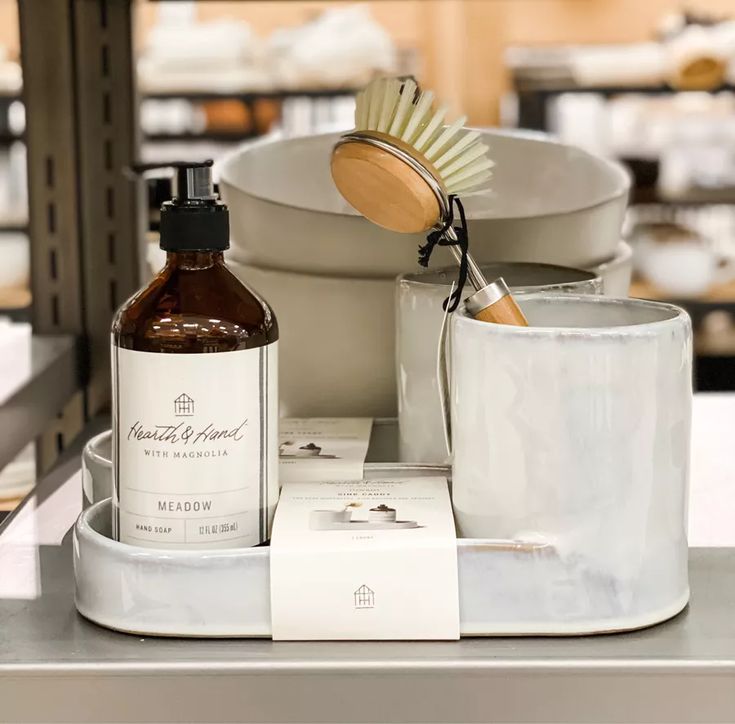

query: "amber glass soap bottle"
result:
(112, 161), (278, 549)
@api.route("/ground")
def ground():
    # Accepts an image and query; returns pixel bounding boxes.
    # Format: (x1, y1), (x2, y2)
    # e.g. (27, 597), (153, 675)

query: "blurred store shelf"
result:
(0, 334), (80, 473)
(631, 278), (735, 319)
(144, 88), (357, 102)
(0, 287), (31, 324)
(144, 131), (260, 143)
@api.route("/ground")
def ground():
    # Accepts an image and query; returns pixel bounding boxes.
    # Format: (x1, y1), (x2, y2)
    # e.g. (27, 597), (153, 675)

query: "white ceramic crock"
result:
(220, 131), (630, 277)
(450, 295), (692, 622)
(397, 263), (602, 464)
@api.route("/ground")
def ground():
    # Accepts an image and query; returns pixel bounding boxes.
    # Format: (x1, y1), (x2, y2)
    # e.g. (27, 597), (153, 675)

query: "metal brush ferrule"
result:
(464, 278), (511, 317)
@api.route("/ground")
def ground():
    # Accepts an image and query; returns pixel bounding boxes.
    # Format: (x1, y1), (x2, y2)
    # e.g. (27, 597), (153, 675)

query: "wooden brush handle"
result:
(466, 278), (529, 326)
(473, 294), (529, 326)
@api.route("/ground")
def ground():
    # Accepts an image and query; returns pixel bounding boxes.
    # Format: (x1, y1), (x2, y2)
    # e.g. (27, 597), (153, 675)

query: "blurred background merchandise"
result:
(3, 0), (735, 511)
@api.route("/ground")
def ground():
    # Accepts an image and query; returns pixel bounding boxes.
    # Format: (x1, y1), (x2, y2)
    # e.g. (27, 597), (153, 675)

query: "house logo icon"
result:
(174, 393), (194, 417)
(354, 584), (375, 609)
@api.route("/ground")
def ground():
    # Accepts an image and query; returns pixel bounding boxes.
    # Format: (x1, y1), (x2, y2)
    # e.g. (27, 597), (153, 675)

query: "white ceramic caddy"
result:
(451, 294), (693, 630)
(220, 130), (630, 277)
(397, 263), (602, 464)
(74, 462), (686, 637)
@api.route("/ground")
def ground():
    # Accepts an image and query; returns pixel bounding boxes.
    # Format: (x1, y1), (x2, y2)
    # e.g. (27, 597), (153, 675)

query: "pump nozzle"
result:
(128, 160), (229, 252)
(128, 160), (216, 203)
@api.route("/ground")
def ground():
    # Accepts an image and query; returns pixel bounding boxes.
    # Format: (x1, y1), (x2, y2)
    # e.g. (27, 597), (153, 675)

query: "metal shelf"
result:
(512, 66), (735, 131)
(0, 408), (734, 723)
(2, 549), (734, 723)
(0, 334), (80, 471)
(515, 81), (735, 96)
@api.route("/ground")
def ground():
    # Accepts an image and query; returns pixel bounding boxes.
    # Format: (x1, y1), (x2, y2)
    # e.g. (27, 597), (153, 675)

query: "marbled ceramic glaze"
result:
(451, 295), (692, 620)
(398, 265), (602, 464)
(75, 497), (688, 636)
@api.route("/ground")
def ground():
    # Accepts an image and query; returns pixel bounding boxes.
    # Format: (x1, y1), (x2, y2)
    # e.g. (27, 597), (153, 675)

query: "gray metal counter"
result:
(1, 412), (735, 723)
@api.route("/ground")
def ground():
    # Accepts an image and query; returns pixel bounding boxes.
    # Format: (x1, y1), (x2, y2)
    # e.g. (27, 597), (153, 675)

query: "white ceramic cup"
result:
(450, 295), (692, 598)
(397, 263), (602, 464)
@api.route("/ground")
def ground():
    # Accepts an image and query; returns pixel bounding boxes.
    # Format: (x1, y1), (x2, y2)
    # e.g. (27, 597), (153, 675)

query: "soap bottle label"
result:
(112, 343), (278, 549)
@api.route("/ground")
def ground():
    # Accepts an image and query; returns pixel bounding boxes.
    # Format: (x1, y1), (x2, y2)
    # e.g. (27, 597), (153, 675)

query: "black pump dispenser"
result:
(134, 160), (229, 252)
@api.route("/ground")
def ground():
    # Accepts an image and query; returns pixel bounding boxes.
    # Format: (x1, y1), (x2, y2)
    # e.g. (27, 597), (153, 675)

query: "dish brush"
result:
(331, 76), (528, 326)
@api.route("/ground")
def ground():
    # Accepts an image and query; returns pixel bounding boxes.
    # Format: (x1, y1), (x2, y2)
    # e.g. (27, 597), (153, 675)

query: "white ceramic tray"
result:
(74, 465), (688, 638)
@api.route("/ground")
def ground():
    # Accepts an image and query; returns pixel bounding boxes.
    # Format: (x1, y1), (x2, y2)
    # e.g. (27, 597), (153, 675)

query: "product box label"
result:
(270, 476), (460, 640)
(279, 418), (373, 482)
(112, 343), (278, 549)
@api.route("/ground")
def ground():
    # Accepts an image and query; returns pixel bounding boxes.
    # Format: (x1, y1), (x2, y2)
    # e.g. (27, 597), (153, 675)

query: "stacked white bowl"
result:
(220, 131), (631, 417)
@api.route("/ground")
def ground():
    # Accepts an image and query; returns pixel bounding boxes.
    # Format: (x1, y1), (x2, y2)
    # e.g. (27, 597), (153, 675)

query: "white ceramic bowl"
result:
(397, 263), (603, 464)
(228, 259), (396, 417)
(587, 240), (633, 297)
(220, 131), (630, 277)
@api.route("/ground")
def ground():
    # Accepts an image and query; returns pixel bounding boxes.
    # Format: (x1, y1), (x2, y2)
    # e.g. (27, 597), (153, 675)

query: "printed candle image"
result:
(308, 502), (419, 530)
(279, 440), (340, 459)
(368, 504), (396, 522)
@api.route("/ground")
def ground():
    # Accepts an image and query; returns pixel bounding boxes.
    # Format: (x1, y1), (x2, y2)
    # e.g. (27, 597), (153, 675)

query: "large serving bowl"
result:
(228, 259), (396, 417)
(220, 131), (630, 277)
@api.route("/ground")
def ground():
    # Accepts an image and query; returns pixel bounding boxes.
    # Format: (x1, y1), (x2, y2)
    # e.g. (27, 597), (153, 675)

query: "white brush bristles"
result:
(353, 77), (493, 195)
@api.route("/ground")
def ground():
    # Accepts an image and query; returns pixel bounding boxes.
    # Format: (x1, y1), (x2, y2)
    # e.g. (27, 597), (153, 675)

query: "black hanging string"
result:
(417, 195), (469, 313)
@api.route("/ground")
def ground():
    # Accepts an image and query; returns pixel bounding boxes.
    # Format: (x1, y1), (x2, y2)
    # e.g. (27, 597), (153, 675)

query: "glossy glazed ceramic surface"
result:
(220, 131), (630, 276)
(74, 495), (688, 637)
(397, 264), (602, 464)
(228, 259), (397, 417)
(450, 295), (692, 620)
